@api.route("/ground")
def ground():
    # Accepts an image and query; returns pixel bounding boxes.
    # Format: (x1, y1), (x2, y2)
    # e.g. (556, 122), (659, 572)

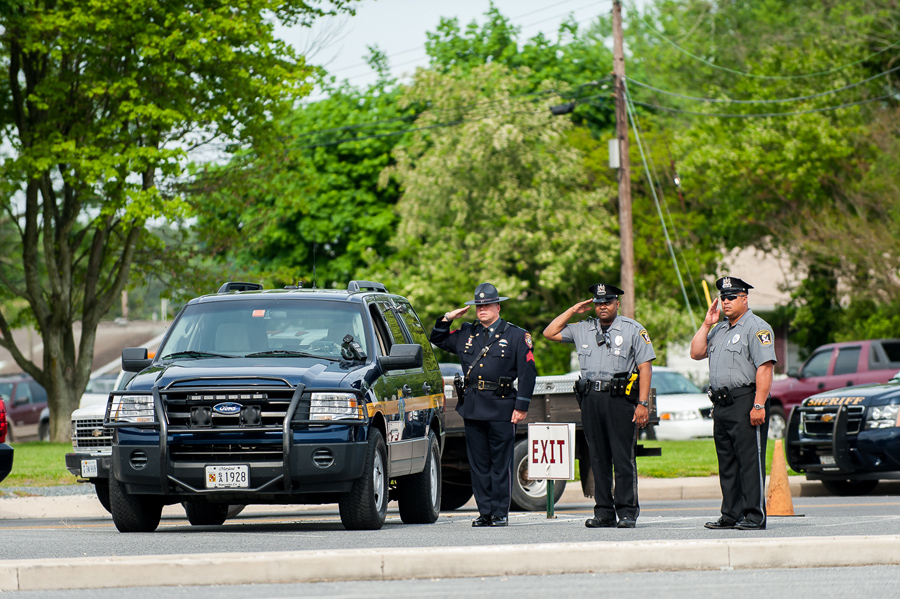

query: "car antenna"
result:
(312, 242), (317, 289)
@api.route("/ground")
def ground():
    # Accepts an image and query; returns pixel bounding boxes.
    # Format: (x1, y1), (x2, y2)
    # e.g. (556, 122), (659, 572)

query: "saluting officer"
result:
(430, 282), (537, 527)
(543, 283), (655, 529)
(690, 276), (776, 531)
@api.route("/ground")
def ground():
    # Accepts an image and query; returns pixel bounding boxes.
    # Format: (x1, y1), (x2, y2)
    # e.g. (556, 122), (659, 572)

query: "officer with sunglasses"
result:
(543, 283), (655, 529)
(690, 276), (776, 531)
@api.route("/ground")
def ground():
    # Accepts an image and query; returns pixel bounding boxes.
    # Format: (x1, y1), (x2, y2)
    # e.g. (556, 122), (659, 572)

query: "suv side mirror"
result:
(122, 347), (153, 373)
(787, 366), (800, 378)
(377, 344), (423, 372)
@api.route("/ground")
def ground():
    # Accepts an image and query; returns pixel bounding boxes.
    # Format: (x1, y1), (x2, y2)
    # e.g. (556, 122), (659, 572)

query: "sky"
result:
(277, 0), (617, 98)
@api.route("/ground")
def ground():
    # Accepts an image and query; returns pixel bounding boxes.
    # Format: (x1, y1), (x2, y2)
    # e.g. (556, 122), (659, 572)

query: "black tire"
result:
(510, 438), (566, 511)
(821, 479), (879, 496)
(226, 505), (246, 520)
(94, 479), (111, 513)
(768, 405), (787, 440)
(440, 478), (473, 511)
(339, 428), (388, 530)
(109, 476), (163, 533)
(38, 420), (50, 442)
(182, 501), (229, 526)
(396, 432), (441, 524)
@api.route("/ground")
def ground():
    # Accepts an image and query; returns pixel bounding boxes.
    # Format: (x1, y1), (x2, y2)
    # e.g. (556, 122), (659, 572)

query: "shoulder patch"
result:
(524, 332), (533, 349)
(756, 330), (773, 346)
(640, 329), (651, 344)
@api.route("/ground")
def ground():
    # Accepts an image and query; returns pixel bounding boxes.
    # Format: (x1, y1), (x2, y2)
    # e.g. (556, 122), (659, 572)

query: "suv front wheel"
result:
(109, 476), (163, 533)
(339, 428), (388, 530)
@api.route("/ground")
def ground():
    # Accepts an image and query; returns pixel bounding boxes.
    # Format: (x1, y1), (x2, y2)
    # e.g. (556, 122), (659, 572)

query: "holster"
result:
(708, 384), (755, 406)
(453, 373), (466, 405)
(573, 376), (590, 408)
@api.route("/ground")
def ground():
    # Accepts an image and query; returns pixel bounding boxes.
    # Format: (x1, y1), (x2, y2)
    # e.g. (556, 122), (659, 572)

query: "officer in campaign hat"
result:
(430, 282), (537, 527)
(690, 276), (776, 530)
(543, 283), (655, 528)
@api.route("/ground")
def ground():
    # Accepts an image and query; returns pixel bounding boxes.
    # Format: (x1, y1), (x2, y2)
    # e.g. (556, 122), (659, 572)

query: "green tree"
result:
(374, 63), (620, 374)
(0, 0), (354, 440)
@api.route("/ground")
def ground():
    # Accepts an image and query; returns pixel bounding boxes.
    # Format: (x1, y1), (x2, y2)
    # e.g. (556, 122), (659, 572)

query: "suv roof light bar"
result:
(348, 280), (387, 293)
(217, 282), (264, 293)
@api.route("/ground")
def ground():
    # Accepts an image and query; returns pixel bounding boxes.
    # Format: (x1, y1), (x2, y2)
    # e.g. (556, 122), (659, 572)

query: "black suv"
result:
(106, 281), (445, 532)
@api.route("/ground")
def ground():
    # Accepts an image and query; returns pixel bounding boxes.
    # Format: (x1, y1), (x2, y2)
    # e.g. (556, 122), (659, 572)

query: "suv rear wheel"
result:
(339, 429), (388, 530)
(109, 476), (163, 533)
(396, 431), (441, 524)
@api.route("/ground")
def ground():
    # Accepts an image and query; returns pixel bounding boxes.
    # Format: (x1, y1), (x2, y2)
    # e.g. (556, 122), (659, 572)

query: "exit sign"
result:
(527, 423), (575, 481)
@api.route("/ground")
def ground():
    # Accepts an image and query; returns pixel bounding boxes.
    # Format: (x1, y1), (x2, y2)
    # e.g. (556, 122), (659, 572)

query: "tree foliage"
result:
(0, 0), (354, 439)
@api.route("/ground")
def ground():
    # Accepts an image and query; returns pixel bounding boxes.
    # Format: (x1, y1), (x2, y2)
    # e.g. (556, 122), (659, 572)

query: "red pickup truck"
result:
(769, 339), (900, 439)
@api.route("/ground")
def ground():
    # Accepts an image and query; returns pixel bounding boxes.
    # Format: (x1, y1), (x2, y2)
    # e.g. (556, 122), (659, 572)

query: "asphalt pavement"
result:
(2, 477), (900, 592)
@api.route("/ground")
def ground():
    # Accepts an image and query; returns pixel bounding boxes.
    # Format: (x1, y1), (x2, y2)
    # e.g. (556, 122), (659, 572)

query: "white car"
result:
(650, 366), (713, 441)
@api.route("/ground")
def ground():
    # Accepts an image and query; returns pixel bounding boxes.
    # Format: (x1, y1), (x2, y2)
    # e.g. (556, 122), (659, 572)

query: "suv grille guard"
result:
(786, 404), (861, 473)
(106, 376), (368, 495)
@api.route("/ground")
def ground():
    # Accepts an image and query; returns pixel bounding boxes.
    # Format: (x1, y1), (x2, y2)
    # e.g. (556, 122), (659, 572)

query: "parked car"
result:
(647, 367), (713, 441)
(769, 339), (900, 440)
(0, 397), (13, 483)
(786, 371), (900, 496)
(0, 374), (50, 441)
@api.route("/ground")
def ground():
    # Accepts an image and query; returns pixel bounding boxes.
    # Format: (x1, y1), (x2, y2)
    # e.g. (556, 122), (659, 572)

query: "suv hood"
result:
(129, 359), (361, 392)
(802, 380), (900, 407)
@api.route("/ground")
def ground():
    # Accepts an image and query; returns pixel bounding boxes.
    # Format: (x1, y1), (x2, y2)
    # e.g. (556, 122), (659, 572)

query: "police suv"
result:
(105, 281), (444, 532)
(786, 371), (900, 495)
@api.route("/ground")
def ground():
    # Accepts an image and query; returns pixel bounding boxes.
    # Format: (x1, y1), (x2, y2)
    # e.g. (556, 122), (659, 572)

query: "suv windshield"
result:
(158, 299), (370, 361)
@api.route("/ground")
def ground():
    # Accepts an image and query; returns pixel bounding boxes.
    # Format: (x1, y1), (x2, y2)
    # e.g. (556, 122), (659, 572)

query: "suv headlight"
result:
(110, 394), (156, 424)
(309, 392), (363, 421)
(866, 404), (900, 430)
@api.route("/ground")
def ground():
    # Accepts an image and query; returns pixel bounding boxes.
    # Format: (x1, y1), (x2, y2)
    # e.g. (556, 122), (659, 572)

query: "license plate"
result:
(80, 459), (98, 478)
(820, 455), (836, 466)
(205, 465), (249, 489)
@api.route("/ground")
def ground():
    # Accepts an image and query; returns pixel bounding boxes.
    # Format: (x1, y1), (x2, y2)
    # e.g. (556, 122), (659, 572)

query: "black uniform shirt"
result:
(430, 317), (537, 421)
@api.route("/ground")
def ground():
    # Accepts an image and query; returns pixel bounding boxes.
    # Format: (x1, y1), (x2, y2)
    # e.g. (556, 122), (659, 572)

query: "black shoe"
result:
(704, 517), (736, 530)
(472, 515), (492, 527)
(616, 517), (636, 528)
(734, 518), (766, 530)
(490, 515), (508, 527)
(585, 517), (617, 528)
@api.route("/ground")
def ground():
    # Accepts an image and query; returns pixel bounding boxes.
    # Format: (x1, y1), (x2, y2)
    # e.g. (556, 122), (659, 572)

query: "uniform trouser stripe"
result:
(756, 425), (766, 526)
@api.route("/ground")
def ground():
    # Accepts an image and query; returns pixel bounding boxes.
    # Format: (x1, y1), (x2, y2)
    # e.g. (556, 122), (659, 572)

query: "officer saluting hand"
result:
(543, 283), (655, 529)
(690, 276), (776, 531)
(430, 283), (537, 527)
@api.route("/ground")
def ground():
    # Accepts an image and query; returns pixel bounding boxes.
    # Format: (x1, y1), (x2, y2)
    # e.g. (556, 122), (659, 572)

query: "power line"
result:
(294, 90), (610, 150)
(631, 3), (900, 80)
(628, 95), (891, 118)
(293, 79), (609, 141)
(625, 64), (900, 105)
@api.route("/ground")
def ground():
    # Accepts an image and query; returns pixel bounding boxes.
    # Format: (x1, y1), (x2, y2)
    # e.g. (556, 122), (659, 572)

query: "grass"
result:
(0, 439), (800, 494)
(0, 442), (79, 492)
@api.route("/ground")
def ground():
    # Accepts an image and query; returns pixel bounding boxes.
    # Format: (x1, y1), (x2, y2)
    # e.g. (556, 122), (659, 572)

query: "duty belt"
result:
(476, 380), (502, 391)
(592, 381), (612, 392)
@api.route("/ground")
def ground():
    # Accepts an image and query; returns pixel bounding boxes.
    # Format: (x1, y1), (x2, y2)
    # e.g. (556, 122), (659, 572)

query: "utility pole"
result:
(612, 0), (634, 318)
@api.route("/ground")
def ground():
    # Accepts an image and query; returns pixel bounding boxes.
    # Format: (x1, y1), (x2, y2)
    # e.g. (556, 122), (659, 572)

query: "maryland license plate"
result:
(205, 465), (249, 489)
(80, 459), (98, 478)
(819, 455), (836, 466)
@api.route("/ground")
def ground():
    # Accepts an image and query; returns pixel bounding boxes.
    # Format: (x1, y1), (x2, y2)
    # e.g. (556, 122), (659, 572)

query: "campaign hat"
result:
(464, 282), (509, 305)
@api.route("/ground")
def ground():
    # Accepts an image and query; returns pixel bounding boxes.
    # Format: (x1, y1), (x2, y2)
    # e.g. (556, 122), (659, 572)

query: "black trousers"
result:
(581, 389), (639, 521)
(713, 397), (769, 525)
(464, 418), (515, 517)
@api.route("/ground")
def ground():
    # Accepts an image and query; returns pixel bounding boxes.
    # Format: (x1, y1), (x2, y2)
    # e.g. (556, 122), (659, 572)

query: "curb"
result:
(2, 535), (900, 591)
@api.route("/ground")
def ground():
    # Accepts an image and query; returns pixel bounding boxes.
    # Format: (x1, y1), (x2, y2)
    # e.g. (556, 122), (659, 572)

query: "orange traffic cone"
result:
(766, 439), (795, 516)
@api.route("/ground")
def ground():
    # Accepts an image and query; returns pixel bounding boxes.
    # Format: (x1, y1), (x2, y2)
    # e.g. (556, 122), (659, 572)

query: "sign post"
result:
(527, 423), (576, 519)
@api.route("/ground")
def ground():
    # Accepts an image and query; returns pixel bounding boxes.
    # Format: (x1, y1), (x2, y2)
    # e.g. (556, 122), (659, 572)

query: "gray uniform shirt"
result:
(561, 315), (656, 381)
(706, 309), (777, 389)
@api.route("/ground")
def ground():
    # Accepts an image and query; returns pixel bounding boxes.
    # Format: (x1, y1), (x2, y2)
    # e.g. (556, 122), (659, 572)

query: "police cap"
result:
(589, 283), (624, 303)
(715, 276), (754, 295)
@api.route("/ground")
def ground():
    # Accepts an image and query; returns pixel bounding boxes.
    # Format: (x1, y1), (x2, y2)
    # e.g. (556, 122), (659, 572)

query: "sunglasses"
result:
(719, 294), (746, 301)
